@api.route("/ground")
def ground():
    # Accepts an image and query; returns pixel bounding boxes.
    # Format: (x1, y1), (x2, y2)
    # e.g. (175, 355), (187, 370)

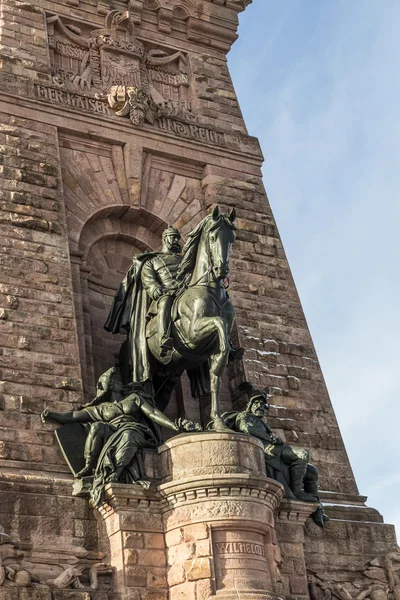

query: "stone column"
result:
(158, 432), (284, 600)
(98, 452), (168, 600)
(275, 499), (319, 600)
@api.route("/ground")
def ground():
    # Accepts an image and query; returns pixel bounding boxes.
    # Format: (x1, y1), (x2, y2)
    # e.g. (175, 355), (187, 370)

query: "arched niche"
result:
(73, 207), (164, 398)
(84, 235), (147, 387)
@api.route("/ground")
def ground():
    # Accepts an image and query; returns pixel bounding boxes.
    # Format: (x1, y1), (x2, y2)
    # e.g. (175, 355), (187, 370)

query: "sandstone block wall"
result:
(0, 1), (397, 599)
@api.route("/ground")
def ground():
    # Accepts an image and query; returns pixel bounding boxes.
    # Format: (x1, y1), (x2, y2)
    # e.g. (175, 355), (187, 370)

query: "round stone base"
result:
(158, 432), (284, 598)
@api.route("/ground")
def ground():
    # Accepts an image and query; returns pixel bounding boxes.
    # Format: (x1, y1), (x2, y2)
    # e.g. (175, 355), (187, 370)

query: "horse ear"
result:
(212, 205), (220, 220)
(229, 207), (237, 222)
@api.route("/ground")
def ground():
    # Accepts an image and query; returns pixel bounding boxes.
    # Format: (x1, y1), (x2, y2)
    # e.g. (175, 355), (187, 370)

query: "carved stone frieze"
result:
(0, 532), (112, 591)
(37, 9), (225, 144)
(46, 10), (187, 102)
(308, 547), (400, 600)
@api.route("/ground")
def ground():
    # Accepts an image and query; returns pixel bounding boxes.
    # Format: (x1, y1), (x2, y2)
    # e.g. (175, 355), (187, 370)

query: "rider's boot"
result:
(158, 296), (174, 357)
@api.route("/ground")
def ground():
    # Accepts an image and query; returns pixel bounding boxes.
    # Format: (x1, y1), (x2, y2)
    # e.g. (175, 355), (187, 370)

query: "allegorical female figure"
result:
(41, 371), (200, 506)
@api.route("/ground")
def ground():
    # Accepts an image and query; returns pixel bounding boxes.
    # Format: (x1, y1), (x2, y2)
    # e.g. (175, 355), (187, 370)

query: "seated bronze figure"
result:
(222, 382), (329, 527)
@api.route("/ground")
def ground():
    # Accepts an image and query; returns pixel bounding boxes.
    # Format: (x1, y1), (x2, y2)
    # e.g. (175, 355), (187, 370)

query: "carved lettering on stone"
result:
(214, 542), (266, 556)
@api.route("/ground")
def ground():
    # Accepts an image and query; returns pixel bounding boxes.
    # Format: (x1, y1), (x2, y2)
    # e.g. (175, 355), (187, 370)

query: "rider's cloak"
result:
(105, 252), (157, 384)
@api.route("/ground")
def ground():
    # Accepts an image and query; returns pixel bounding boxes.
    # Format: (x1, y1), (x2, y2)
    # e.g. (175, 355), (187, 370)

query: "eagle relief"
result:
(36, 8), (225, 146)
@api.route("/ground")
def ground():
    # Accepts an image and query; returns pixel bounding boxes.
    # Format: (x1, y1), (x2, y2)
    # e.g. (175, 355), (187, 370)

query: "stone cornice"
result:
(275, 498), (319, 523)
(207, 0), (252, 11)
(158, 473), (284, 511)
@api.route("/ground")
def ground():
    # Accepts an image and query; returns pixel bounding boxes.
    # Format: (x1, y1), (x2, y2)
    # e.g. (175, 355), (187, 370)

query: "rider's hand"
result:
(41, 409), (52, 424)
(154, 287), (165, 300)
(163, 283), (180, 295)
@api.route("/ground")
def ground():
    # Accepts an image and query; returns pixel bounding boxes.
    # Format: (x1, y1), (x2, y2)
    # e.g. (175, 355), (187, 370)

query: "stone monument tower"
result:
(0, 1), (397, 600)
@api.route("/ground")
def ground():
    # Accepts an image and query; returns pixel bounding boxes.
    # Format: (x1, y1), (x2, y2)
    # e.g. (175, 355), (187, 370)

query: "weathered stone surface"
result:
(0, 0), (397, 599)
(123, 532), (144, 549)
(184, 557), (212, 581)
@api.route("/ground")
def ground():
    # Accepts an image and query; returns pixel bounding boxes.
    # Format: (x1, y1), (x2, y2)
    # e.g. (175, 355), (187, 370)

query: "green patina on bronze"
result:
(223, 381), (329, 528)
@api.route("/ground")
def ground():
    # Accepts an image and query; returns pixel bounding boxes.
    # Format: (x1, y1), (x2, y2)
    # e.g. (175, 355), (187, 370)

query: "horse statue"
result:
(105, 205), (241, 432)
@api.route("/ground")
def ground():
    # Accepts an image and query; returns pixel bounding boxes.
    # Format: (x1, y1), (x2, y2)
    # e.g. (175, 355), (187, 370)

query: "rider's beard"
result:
(168, 241), (181, 254)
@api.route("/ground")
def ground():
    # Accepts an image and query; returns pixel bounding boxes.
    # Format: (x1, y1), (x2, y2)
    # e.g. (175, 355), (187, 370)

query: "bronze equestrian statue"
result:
(105, 206), (242, 431)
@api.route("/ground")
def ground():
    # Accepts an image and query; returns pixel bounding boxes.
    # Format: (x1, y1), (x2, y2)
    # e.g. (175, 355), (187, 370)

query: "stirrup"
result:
(160, 336), (173, 357)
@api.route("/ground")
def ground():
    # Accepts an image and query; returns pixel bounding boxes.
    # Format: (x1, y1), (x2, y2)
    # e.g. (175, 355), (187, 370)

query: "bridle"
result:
(187, 223), (230, 289)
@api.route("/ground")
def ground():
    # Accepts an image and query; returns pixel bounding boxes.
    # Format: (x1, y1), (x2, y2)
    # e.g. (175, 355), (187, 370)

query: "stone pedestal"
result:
(159, 432), (284, 599)
(99, 483), (167, 600)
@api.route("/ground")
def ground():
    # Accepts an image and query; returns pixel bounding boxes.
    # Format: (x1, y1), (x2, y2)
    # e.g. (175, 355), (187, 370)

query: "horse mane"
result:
(177, 216), (207, 280)
(177, 213), (236, 280)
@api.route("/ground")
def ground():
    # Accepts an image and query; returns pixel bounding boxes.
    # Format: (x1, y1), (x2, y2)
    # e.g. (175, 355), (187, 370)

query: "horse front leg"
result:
(209, 363), (231, 432)
(188, 315), (230, 432)
(189, 315), (230, 376)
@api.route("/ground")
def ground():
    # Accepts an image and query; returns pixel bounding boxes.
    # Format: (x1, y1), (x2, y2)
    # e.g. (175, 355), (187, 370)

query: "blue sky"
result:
(228, 0), (400, 537)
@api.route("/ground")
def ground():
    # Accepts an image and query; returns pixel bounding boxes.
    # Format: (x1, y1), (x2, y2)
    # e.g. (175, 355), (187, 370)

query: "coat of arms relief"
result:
(45, 9), (200, 130)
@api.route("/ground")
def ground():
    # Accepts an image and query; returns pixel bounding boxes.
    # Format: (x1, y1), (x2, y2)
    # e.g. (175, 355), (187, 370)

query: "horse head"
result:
(177, 205), (237, 286)
(205, 205), (236, 281)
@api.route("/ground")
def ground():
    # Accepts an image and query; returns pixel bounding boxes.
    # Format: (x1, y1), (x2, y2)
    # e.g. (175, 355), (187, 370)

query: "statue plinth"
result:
(159, 433), (283, 599)
(99, 433), (284, 599)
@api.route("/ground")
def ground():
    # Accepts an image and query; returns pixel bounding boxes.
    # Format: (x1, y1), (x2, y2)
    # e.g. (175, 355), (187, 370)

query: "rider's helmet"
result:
(162, 225), (181, 241)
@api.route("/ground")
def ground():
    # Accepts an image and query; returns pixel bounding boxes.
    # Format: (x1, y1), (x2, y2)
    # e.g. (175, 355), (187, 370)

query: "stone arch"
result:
(171, 1), (194, 19)
(78, 208), (165, 257)
(72, 207), (165, 397)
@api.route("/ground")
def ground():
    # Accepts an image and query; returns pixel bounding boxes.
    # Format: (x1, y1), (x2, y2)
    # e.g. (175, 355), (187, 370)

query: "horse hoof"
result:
(210, 417), (231, 433)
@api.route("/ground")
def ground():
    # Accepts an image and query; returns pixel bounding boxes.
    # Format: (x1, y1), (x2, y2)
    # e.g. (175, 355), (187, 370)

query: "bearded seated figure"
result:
(222, 382), (329, 528)
(41, 368), (201, 507)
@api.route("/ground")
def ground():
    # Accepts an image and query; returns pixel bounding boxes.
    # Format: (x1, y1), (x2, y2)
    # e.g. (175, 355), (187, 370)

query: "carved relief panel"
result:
(37, 9), (226, 145)
(46, 11), (187, 98)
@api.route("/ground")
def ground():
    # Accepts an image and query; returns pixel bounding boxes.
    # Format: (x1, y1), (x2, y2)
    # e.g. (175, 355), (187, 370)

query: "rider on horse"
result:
(141, 226), (182, 357)
(105, 207), (242, 427)
(104, 225), (183, 383)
